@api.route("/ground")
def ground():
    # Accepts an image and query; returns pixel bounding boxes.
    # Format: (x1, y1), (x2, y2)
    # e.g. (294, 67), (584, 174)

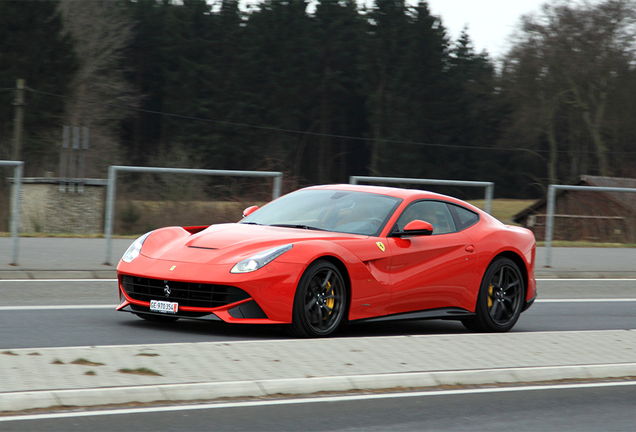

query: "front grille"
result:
(121, 275), (250, 308)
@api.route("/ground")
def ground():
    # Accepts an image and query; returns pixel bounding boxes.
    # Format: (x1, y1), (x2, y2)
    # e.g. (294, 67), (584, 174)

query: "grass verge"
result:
(70, 358), (105, 367)
(118, 368), (162, 377)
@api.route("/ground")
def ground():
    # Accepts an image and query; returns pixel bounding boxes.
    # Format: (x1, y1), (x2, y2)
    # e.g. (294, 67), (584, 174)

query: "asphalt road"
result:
(2, 278), (635, 306)
(1, 277), (635, 429)
(1, 279), (635, 349)
(3, 382), (636, 431)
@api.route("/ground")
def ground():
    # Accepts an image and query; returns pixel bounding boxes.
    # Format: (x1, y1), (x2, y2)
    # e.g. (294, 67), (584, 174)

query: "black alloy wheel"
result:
(462, 257), (525, 332)
(292, 260), (347, 337)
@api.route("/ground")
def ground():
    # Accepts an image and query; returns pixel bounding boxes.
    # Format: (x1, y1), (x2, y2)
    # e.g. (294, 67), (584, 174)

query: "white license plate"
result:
(150, 299), (179, 314)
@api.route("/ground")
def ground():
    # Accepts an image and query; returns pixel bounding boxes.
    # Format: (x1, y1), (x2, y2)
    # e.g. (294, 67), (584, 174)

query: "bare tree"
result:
(501, 0), (636, 183)
(501, 30), (567, 185)
(57, 0), (140, 177)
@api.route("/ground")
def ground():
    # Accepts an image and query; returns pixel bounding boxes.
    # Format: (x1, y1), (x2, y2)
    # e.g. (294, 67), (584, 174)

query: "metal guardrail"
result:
(544, 184), (636, 267)
(103, 166), (284, 265)
(1, 160), (24, 265)
(349, 176), (495, 215)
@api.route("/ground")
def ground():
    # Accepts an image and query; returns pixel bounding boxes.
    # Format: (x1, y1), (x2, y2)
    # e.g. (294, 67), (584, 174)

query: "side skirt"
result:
(352, 307), (474, 324)
(522, 293), (537, 312)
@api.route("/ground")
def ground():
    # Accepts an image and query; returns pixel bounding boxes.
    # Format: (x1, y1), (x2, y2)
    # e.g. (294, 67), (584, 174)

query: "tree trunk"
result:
(318, 66), (332, 183)
(568, 77), (609, 177)
(369, 77), (386, 176)
(547, 112), (559, 185)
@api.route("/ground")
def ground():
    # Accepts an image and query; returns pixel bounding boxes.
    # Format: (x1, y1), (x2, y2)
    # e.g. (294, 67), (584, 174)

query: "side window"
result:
(396, 201), (456, 235)
(449, 204), (479, 231)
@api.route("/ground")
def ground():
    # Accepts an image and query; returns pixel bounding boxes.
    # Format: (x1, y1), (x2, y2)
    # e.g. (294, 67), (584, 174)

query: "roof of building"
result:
(512, 176), (636, 222)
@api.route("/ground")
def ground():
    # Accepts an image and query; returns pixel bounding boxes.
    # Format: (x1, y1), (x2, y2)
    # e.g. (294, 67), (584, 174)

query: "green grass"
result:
(468, 199), (534, 224)
(70, 358), (105, 367)
(2, 198), (634, 248)
(2, 199), (534, 237)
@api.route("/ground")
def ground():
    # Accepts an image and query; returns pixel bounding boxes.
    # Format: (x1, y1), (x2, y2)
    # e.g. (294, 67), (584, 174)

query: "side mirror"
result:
(393, 220), (433, 237)
(242, 205), (259, 218)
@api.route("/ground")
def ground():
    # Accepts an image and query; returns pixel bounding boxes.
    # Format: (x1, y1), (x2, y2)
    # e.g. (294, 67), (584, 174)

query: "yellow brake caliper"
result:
(325, 281), (335, 314)
(488, 284), (494, 308)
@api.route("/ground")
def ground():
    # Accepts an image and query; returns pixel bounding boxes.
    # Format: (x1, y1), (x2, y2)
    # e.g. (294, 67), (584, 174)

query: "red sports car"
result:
(116, 184), (536, 337)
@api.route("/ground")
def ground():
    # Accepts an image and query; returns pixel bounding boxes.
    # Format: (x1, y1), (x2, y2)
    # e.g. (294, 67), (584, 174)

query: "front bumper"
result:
(116, 256), (305, 324)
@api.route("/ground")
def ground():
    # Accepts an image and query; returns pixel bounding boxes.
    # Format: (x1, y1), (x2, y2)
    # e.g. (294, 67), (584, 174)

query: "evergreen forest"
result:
(2, 0), (636, 201)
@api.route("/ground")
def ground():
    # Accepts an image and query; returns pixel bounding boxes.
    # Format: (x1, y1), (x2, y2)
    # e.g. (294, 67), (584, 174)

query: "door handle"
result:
(465, 245), (475, 253)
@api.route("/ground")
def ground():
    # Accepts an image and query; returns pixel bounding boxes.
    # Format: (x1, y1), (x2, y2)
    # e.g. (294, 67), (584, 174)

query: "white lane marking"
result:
(0, 305), (115, 311)
(0, 278), (634, 283)
(538, 279), (636, 282)
(3, 298), (636, 311)
(0, 279), (117, 283)
(2, 381), (636, 423)
(536, 298), (636, 303)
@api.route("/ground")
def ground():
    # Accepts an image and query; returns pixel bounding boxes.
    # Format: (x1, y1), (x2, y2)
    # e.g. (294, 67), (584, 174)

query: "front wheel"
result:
(462, 257), (525, 332)
(291, 260), (347, 337)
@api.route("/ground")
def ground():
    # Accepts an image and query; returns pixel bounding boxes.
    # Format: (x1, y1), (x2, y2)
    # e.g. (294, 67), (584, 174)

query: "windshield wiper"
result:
(269, 224), (327, 231)
(240, 221), (262, 225)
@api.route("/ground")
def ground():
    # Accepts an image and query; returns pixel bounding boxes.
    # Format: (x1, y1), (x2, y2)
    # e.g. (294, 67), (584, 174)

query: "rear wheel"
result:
(462, 257), (525, 332)
(292, 260), (347, 337)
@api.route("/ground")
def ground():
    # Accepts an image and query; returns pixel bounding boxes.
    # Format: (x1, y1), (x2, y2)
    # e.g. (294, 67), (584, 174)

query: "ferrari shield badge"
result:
(376, 242), (385, 252)
(169, 265), (177, 271)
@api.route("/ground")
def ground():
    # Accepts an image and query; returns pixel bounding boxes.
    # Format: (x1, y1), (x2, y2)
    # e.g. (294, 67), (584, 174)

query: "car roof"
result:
(304, 183), (448, 200)
(302, 184), (485, 214)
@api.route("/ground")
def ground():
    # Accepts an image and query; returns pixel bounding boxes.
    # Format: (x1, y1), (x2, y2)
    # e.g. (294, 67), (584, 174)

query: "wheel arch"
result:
(463, 250), (528, 332)
(291, 255), (352, 337)
(492, 251), (528, 297)
(308, 255), (352, 316)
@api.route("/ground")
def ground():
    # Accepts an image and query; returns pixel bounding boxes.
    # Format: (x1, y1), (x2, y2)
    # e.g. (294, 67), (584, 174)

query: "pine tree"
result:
(0, 0), (76, 172)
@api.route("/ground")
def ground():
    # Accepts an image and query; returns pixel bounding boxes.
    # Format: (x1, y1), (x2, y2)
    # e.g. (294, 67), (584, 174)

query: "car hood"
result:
(139, 223), (364, 265)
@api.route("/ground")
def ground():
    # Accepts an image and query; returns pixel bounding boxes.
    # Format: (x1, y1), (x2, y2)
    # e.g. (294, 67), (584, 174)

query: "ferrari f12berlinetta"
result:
(117, 184), (536, 337)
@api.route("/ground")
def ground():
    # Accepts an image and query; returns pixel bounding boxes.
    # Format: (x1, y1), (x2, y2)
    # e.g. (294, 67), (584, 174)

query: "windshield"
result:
(240, 189), (402, 236)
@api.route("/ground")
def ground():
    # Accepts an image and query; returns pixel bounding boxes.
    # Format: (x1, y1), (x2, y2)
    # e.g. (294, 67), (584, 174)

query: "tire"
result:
(462, 257), (525, 332)
(135, 313), (180, 323)
(291, 260), (347, 337)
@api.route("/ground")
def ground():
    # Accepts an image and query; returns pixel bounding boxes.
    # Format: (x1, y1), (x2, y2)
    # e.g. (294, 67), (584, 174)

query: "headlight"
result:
(121, 231), (153, 263)
(231, 244), (293, 273)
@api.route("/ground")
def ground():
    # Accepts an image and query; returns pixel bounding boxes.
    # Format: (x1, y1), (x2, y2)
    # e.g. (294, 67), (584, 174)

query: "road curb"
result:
(2, 363), (636, 413)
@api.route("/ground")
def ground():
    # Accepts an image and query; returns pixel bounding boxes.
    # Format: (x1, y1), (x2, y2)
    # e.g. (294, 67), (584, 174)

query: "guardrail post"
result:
(543, 184), (636, 268)
(484, 184), (494, 215)
(273, 174), (282, 199)
(103, 166), (284, 265)
(9, 162), (23, 265)
(544, 185), (556, 268)
(103, 166), (117, 266)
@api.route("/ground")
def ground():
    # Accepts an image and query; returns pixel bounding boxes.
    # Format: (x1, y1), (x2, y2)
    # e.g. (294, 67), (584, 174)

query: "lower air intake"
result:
(121, 275), (250, 308)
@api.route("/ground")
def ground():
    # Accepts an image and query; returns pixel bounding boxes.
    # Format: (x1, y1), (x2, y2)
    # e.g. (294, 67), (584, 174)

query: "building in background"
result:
(513, 176), (636, 243)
